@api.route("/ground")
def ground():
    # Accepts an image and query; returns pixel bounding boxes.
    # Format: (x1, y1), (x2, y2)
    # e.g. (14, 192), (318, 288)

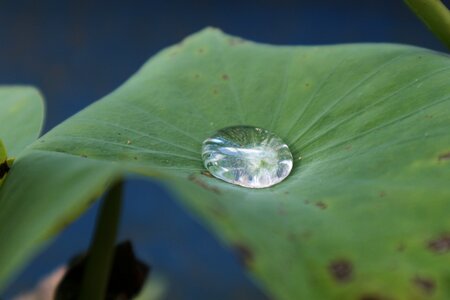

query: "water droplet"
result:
(202, 126), (293, 188)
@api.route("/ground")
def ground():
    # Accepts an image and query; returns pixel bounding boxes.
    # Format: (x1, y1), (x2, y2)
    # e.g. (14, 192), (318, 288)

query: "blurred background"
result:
(0, 0), (448, 299)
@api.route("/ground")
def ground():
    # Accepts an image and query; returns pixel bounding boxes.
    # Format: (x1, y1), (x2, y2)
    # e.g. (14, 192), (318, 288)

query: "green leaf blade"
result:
(0, 86), (45, 157)
(2, 29), (450, 299)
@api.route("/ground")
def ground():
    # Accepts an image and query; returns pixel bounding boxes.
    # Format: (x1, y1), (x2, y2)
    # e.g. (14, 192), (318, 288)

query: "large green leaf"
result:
(0, 86), (44, 157)
(1, 28), (450, 299)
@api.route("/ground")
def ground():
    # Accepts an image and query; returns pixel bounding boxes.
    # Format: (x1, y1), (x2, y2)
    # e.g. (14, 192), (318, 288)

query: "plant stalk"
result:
(404, 0), (450, 50)
(78, 180), (123, 300)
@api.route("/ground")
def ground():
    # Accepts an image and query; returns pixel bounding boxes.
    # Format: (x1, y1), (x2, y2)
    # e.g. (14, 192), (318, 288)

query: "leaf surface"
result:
(2, 29), (450, 299)
(0, 86), (44, 157)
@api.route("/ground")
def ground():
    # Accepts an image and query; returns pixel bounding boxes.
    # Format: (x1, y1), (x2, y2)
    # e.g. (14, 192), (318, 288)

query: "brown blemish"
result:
(188, 174), (221, 194)
(233, 243), (253, 268)
(277, 203), (287, 216)
(197, 48), (204, 54)
(379, 191), (386, 198)
(359, 294), (385, 300)
(209, 205), (227, 218)
(194, 73), (200, 79)
(344, 144), (352, 151)
(425, 114), (433, 119)
(222, 74), (229, 80)
(201, 170), (213, 178)
(413, 276), (435, 295)
(427, 234), (450, 253)
(397, 243), (406, 252)
(213, 89), (219, 95)
(438, 152), (450, 161)
(287, 233), (297, 241)
(305, 83), (310, 88)
(328, 259), (353, 283)
(169, 51), (178, 57)
(133, 157), (138, 160)
(315, 201), (327, 210)
(0, 160), (10, 179)
(81, 154), (88, 158)
(300, 230), (312, 240)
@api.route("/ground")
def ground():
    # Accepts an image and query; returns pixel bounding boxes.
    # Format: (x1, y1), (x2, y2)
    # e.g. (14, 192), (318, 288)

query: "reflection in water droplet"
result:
(201, 126), (293, 188)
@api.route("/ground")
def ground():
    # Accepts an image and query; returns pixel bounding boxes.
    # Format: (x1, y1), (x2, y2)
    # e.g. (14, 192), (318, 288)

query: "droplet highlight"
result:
(202, 126), (293, 188)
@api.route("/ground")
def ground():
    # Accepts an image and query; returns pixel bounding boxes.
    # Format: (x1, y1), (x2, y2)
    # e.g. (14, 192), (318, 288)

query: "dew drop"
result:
(201, 126), (293, 188)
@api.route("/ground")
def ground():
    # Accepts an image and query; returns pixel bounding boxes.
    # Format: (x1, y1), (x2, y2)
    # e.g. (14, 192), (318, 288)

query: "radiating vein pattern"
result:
(19, 29), (450, 300)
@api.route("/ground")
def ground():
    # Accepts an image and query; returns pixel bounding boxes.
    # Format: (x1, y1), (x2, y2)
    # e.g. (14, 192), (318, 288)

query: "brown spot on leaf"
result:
(428, 234), (450, 253)
(300, 230), (312, 240)
(379, 191), (386, 198)
(359, 296), (378, 300)
(234, 243), (253, 268)
(328, 259), (353, 283)
(133, 156), (138, 160)
(197, 48), (204, 54)
(201, 170), (213, 178)
(277, 203), (287, 216)
(438, 152), (450, 161)
(304, 83), (310, 87)
(344, 144), (352, 151)
(425, 114), (433, 119)
(0, 160), (10, 179)
(213, 89), (219, 95)
(359, 294), (386, 300)
(194, 73), (200, 79)
(397, 243), (406, 252)
(413, 276), (436, 295)
(315, 201), (327, 210)
(287, 233), (297, 241)
(188, 174), (221, 194)
(222, 74), (229, 80)
(209, 205), (227, 218)
(80, 154), (88, 158)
